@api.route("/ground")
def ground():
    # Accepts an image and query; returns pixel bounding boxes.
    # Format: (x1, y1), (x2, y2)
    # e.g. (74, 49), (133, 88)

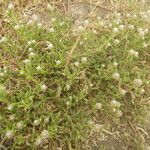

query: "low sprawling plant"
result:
(0, 1), (150, 150)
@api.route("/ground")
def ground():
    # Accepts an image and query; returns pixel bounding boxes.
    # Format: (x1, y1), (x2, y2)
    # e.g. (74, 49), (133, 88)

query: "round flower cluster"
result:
(137, 28), (149, 39)
(112, 72), (120, 80)
(41, 84), (47, 92)
(0, 36), (8, 43)
(0, 66), (7, 77)
(35, 130), (49, 146)
(111, 100), (122, 117)
(5, 130), (14, 139)
(139, 10), (150, 21)
(47, 41), (54, 50)
(133, 78), (143, 87)
(129, 49), (139, 58)
(95, 103), (102, 110)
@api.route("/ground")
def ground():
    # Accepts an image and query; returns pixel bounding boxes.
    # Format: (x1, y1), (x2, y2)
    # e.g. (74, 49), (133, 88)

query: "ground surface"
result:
(0, 0), (150, 150)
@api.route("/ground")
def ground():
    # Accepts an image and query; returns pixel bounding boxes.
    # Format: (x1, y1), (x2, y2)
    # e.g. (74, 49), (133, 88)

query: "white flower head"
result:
(115, 109), (123, 117)
(8, 3), (14, 10)
(60, 22), (65, 26)
(114, 18), (121, 25)
(47, 42), (54, 49)
(81, 57), (87, 63)
(144, 28), (149, 34)
(119, 88), (126, 96)
(66, 101), (70, 106)
(128, 24), (134, 30)
(119, 25), (125, 30)
(106, 42), (111, 48)
(138, 31), (145, 38)
(41, 84), (47, 91)
(93, 124), (102, 132)
(0, 85), (5, 91)
(16, 121), (24, 130)
(111, 100), (121, 108)
(0, 37), (8, 43)
(137, 28), (143, 32)
(84, 20), (89, 26)
(101, 64), (105, 68)
(27, 20), (35, 26)
(146, 146), (150, 150)
(23, 14), (29, 21)
(20, 70), (24, 75)
(77, 26), (85, 32)
(5, 130), (14, 138)
(14, 24), (20, 30)
(49, 28), (55, 33)
(93, 30), (98, 34)
(113, 27), (119, 33)
(28, 47), (33, 52)
(29, 52), (35, 57)
(33, 119), (40, 126)
(134, 78), (143, 87)
(112, 72), (120, 79)
(28, 40), (36, 45)
(35, 137), (43, 146)
(7, 104), (14, 111)
(129, 49), (139, 58)
(143, 42), (148, 48)
(95, 103), (102, 110)
(37, 23), (43, 28)
(9, 115), (15, 121)
(108, 23), (112, 28)
(31, 14), (39, 22)
(97, 16), (101, 20)
(114, 39), (120, 45)
(115, 12), (121, 18)
(41, 130), (49, 140)
(66, 85), (70, 90)
(88, 120), (95, 126)
(36, 66), (42, 71)
(90, 83), (93, 87)
(79, 41), (83, 46)
(44, 117), (49, 123)
(47, 4), (55, 11)
(133, 14), (137, 19)
(55, 60), (61, 65)
(23, 59), (30, 64)
(139, 88), (145, 94)
(74, 62), (79, 67)
(113, 62), (118, 67)
(126, 13), (131, 18)
(51, 18), (56, 22)
(0, 73), (4, 76)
